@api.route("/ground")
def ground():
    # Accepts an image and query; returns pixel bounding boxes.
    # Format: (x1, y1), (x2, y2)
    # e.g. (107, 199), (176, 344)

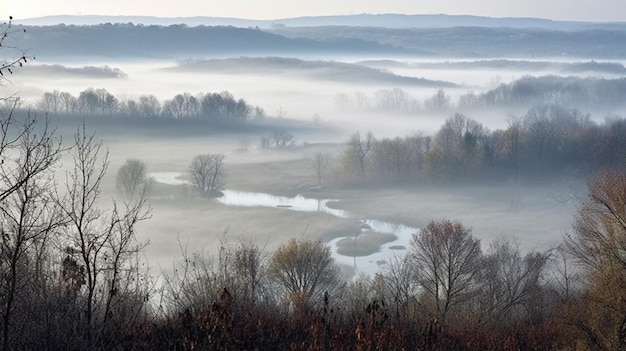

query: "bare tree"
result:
(0, 113), (64, 350)
(95, 88), (118, 115)
(405, 134), (432, 177)
(58, 126), (150, 348)
(268, 238), (343, 310)
(162, 242), (216, 317)
(378, 254), (421, 323)
(523, 105), (561, 170)
(252, 106), (266, 120)
(162, 92), (200, 119)
(434, 114), (486, 157)
(189, 153), (225, 196)
(78, 88), (99, 117)
(0, 18), (42, 202)
(0, 18), (62, 349)
(270, 129), (296, 150)
(311, 152), (332, 185)
(479, 239), (548, 326)
(409, 219), (482, 323)
(116, 158), (150, 200)
(0, 107), (60, 203)
(345, 132), (374, 177)
(371, 137), (410, 179)
(0, 16), (32, 82)
(424, 89), (450, 111)
(162, 235), (269, 317)
(231, 240), (268, 303)
(37, 90), (61, 115)
(373, 88), (418, 112)
(121, 99), (140, 117)
(258, 130), (296, 151)
(502, 117), (525, 174)
(547, 244), (582, 300)
(138, 94), (161, 118)
(59, 91), (77, 114)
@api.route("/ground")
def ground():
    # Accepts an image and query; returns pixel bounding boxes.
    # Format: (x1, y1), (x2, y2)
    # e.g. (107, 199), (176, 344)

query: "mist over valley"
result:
(2, 11), (626, 349)
(4, 15), (625, 266)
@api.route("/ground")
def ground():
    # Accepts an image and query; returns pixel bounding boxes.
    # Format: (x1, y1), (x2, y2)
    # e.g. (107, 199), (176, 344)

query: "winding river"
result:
(149, 172), (418, 276)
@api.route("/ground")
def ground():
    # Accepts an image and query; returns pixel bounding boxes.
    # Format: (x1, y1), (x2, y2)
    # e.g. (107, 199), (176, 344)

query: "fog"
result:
(8, 56), (626, 135)
(3, 20), (625, 280)
(6, 16), (626, 348)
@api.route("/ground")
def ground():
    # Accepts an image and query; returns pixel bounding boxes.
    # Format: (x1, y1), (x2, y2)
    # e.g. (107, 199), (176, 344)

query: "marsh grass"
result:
(93, 132), (582, 276)
(325, 181), (581, 252)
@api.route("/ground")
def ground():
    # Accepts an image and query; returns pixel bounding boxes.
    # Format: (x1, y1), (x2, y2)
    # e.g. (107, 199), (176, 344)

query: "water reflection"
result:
(217, 190), (349, 218)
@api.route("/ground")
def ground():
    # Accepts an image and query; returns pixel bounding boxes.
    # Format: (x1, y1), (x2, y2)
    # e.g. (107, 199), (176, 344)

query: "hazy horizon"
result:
(3, 0), (626, 23)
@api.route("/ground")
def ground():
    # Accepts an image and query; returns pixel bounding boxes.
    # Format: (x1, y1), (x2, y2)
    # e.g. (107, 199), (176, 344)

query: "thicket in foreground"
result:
(0, 111), (151, 349)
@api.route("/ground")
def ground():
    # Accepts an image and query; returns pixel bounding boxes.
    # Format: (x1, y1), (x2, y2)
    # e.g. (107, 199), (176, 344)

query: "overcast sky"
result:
(2, 0), (625, 22)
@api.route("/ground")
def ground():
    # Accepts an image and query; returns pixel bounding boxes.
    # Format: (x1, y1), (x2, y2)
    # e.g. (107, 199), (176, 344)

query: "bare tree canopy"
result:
(189, 153), (225, 196)
(116, 158), (150, 199)
(59, 126), (150, 348)
(268, 238), (343, 309)
(163, 237), (270, 316)
(344, 131), (375, 177)
(0, 111), (63, 350)
(480, 239), (548, 324)
(260, 129), (296, 151)
(311, 152), (332, 185)
(409, 219), (482, 323)
(0, 17), (33, 82)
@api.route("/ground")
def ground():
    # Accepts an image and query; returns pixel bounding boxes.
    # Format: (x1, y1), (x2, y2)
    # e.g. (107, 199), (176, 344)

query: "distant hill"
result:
(270, 26), (626, 58)
(14, 13), (626, 31)
(16, 15), (265, 28)
(14, 23), (405, 59)
(8, 19), (626, 59)
(358, 59), (626, 75)
(168, 57), (456, 87)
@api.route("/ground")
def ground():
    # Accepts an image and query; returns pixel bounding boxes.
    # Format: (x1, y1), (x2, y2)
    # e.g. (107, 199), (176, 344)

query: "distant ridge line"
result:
(13, 13), (625, 30)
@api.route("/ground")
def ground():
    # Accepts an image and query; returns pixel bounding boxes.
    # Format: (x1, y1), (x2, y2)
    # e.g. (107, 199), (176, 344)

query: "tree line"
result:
(34, 88), (266, 122)
(337, 105), (626, 183)
(459, 75), (626, 110)
(335, 76), (626, 114)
